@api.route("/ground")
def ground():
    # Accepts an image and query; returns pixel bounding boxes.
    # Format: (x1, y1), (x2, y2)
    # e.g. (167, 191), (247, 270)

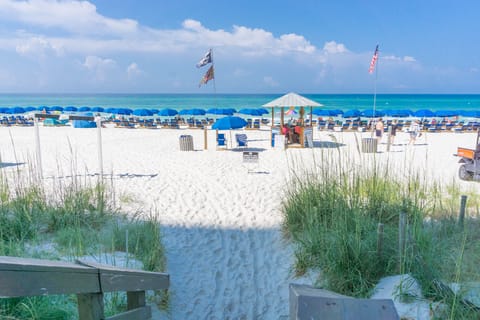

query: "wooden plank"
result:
(105, 306), (151, 320)
(296, 295), (399, 320)
(77, 293), (105, 320)
(0, 270), (100, 297)
(290, 284), (399, 320)
(77, 260), (169, 292)
(100, 271), (169, 292)
(0, 256), (96, 273)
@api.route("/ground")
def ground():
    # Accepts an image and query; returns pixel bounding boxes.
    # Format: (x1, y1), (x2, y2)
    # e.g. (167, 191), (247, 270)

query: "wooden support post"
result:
(34, 117), (43, 179)
(386, 126), (392, 152)
(95, 116), (104, 180)
(204, 127), (208, 150)
(459, 195), (467, 230)
(377, 223), (384, 258)
(398, 212), (406, 273)
(77, 292), (105, 320)
(127, 291), (146, 310)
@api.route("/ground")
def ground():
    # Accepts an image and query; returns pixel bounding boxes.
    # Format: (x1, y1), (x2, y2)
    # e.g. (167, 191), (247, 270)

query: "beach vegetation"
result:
(0, 166), (167, 319)
(283, 151), (480, 319)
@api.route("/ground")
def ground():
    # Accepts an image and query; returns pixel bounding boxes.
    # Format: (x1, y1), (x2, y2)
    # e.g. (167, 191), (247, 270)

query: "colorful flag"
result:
(196, 49), (212, 68)
(199, 65), (214, 87)
(369, 45), (379, 74)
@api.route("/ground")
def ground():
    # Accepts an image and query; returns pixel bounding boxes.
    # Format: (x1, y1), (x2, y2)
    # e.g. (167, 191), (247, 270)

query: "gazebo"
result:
(263, 92), (323, 147)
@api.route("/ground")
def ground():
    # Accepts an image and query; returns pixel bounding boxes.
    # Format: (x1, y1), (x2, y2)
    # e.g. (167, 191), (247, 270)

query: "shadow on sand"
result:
(0, 162), (25, 169)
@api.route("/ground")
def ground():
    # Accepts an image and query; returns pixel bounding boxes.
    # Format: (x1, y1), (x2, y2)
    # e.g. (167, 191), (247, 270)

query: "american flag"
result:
(369, 45), (379, 74)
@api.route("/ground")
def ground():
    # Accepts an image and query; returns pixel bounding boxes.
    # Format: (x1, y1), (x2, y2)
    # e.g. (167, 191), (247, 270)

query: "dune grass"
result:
(0, 164), (167, 319)
(282, 150), (480, 319)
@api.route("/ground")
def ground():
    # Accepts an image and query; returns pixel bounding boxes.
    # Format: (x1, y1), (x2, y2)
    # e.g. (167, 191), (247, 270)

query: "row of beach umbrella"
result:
(0, 106), (271, 117)
(0, 106), (478, 119)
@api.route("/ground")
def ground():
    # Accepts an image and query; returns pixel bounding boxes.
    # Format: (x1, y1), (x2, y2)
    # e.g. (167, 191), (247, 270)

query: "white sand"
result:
(1, 125), (479, 319)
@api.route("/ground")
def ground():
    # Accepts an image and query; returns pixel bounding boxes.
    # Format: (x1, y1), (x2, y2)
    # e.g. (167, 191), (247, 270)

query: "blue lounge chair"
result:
(235, 133), (248, 147)
(217, 133), (227, 149)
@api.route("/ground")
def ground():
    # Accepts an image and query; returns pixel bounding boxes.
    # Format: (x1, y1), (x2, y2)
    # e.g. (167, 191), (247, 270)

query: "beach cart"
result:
(455, 130), (480, 181)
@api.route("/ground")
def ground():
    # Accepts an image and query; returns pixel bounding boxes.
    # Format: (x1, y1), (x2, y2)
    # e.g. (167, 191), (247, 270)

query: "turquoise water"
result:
(0, 94), (479, 113)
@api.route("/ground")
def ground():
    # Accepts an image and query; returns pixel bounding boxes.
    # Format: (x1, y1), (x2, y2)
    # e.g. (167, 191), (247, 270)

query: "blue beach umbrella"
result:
(49, 106), (64, 112)
(179, 108), (206, 116)
(0, 107), (8, 113)
(115, 108), (133, 115)
(6, 106), (26, 114)
(207, 108), (234, 116)
(91, 106), (105, 112)
(150, 108), (159, 114)
(158, 108), (178, 116)
(435, 110), (459, 117)
(79, 106), (91, 112)
(385, 109), (412, 117)
(312, 109), (340, 116)
(64, 106), (78, 112)
(362, 109), (385, 118)
(238, 108), (265, 116)
(413, 109), (436, 117)
(24, 106), (36, 112)
(105, 108), (117, 114)
(211, 116), (248, 130)
(133, 109), (153, 116)
(461, 110), (480, 118)
(343, 109), (361, 118)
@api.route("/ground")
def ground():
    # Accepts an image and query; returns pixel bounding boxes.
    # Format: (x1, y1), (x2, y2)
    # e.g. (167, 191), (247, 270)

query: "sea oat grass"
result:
(283, 150), (480, 318)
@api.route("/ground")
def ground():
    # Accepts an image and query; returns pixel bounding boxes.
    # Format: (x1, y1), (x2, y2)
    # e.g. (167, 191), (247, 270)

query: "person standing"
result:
(375, 118), (384, 141)
(390, 119), (398, 145)
(409, 120), (421, 144)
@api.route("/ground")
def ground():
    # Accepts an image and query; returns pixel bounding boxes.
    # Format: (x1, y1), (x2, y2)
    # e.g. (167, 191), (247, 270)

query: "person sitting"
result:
(281, 125), (290, 143)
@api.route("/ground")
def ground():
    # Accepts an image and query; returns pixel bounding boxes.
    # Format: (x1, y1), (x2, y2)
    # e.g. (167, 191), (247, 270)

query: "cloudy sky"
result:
(0, 0), (479, 94)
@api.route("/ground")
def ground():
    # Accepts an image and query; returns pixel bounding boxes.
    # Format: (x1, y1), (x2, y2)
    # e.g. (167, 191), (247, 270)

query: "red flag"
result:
(369, 45), (379, 74)
(199, 65), (214, 87)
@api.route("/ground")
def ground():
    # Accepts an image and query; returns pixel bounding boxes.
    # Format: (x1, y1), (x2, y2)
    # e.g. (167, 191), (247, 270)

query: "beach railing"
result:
(289, 284), (399, 319)
(0, 256), (169, 320)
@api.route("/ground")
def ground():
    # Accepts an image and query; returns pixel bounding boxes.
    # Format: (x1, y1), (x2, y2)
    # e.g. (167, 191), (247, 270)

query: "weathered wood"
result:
(377, 223), (384, 257)
(105, 306), (151, 320)
(0, 256), (99, 297)
(127, 291), (146, 309)
(77, 292), (104, 320)
(0, 256), (168, 320)
(459, 195), (467, 229)
(77, 260), (169, 292)
(0, 270), (99, 297)
(398, 212), (406, 273)
(289, 284), (399, 320)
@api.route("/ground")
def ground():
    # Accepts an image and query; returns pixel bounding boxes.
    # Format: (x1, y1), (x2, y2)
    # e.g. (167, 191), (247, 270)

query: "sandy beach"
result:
(1, 124), (479, 319)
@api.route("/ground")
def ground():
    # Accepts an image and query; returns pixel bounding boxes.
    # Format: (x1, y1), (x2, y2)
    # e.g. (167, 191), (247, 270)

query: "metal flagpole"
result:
(373, 51), (379, 118)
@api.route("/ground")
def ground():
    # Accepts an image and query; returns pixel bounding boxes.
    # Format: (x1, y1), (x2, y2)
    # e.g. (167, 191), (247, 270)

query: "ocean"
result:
(0, 94), (479, 114)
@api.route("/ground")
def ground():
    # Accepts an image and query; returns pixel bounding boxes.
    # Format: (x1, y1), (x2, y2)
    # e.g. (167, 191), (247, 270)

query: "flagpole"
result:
(211, 48), (217, 107)
(373, 61), (378, 118)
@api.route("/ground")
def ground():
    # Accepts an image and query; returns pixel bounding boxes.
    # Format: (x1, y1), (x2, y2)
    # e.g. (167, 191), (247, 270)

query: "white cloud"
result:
(83, 55), (115, 70)
(82, 55), (116, 81)
(0, 0), (138, 36)
(403, 56), (416, 62)
(15, 35), (64, 57)
(127, 62), (143, 78)
(323, 41), (348, 54)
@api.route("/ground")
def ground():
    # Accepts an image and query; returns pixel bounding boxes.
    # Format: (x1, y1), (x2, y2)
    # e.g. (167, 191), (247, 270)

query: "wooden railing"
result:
(0, 256), (169, 320)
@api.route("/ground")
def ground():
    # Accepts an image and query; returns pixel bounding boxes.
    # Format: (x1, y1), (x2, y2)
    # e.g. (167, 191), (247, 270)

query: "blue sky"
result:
(0, 0), (479, 94)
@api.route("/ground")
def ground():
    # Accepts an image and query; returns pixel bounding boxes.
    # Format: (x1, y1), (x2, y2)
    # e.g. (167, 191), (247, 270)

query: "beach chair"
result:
(217, 133), (227, 149)
(235, 133), (248, 147)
